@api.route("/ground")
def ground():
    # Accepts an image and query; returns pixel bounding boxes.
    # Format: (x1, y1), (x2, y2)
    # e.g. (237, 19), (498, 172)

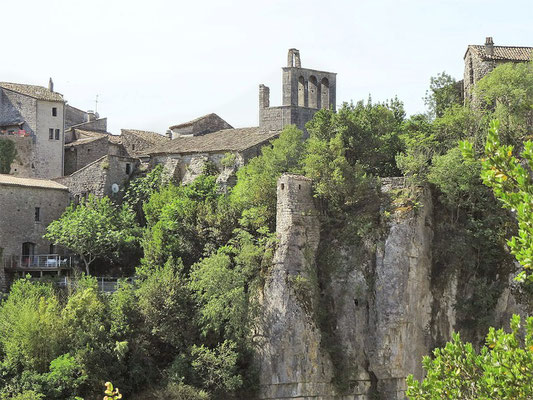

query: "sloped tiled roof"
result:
(64, 129), (110, 147)
(0, 174), (68, 190)
(0, 82), (64, 102)
(467, 45), (533, 61)
(121, 129), (169, 145)
(146, 127), (279, 155)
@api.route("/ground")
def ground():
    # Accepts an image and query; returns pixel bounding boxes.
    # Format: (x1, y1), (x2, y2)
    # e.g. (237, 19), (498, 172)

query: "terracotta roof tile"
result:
(146, 127), (279, 155)
(121, 129), (169, 145)
(0, 174), (68, 190)
(0, 82), (64, 102)
(468, 45), (533, 61)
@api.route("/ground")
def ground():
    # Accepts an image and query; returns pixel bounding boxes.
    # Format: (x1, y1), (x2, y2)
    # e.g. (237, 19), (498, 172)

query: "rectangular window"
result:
(49, 244), (55, 254)
(35, 207), (40, 222)
(55, 129), (60, 140)
(52, 107), (57, 117)
(49, 128), (54, 139)
(125, 163), (131, 174)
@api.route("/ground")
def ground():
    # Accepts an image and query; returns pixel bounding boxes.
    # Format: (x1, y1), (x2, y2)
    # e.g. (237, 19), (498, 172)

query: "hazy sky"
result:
(2, 0), (531, 134)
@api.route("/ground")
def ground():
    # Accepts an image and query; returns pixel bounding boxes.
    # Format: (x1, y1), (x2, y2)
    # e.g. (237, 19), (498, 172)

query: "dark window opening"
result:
(281, 183), (285, 190)
(87, 148), (91, 153)
(35, 207), (40, 222)
(55, 129), (60, 140)
(49, 244), (55, 254)
(298, 184), (301, 190)
(52, 107), (57, 117)
(132, 144), (135, 151)
(49, 128), (54, 139)
(31, 163), (35, 169)
(125, 163), (131, 174)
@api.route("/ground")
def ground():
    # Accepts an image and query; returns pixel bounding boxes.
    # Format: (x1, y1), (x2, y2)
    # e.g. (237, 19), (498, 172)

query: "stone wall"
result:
(259, 103), (317, 137)
(35, 100), (64, 178)
(0, 183), (69, 257)
(65, 105), (88, 129)
(0, 136), (33, 176)
(170, 113), (233, 138)
(64, 136), (109, 175)
(56, 154), (137, 200)
(120, 130), (168, 156)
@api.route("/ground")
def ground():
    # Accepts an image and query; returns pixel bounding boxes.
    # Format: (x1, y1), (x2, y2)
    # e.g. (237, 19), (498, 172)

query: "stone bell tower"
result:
(259, 49), (337, 136)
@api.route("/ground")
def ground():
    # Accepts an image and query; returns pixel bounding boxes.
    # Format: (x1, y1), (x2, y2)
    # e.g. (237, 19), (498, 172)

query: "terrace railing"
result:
(3, 254), (72, 270)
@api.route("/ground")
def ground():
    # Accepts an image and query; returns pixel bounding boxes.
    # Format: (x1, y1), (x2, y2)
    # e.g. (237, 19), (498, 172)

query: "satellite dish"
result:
(111, 183), (119, 193)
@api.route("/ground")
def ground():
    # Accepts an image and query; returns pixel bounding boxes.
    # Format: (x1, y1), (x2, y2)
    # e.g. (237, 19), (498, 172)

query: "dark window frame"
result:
(52, 107), (57, 117)
(34, 207), (41, 222)
(55, 129), (60, 140)
(49, 128), (54, 139)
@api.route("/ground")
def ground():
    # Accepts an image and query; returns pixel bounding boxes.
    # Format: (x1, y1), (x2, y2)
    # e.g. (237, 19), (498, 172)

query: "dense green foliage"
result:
(2, 61), (530, 399)
(45, 196), (141, 274)
(407, 314), (533, 400)
(0, 139), (16, 174)
(407, 63), (533, 398)
(463, 120), (533, 283)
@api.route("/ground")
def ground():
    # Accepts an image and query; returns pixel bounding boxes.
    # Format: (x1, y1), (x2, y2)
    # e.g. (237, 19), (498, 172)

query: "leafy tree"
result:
(407, 314), (533, 400)
(123, 164), (165, 225)
(306, 99), (404, 178)
(474, 61), (533, 145)
(45, 195), (140, 274)
(191, 341), (243, 396)
(0, 139), (16, 174)
(142, 175), (237, 268)
(423, 72), (462, 119)
(463, 120), (533, 282)
(0, 279), (65, 373)
(231, 125), (304, 231)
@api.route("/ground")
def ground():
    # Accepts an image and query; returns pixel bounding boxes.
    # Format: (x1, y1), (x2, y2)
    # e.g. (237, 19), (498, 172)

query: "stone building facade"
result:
(56, 154), (138, 202)
(0, 81), (65, 179)
(463, 37), (533, 100)
(259, 49), (336, 136)
(0, 174), (69, 261)
(169, 113), (233, 138)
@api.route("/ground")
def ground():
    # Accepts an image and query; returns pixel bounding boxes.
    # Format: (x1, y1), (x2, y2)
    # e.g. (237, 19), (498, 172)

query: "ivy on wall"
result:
(0, 139), (17, 174)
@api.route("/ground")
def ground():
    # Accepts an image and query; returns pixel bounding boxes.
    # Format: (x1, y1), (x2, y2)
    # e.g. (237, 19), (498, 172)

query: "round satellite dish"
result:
(111, 183), (119, 193)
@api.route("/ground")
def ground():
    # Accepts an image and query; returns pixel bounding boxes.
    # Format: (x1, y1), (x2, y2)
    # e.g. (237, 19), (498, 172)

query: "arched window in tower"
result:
(298, 76), (306, 106)
(308, 76), (318, 109)
(469, 59), (474, 84)
(321, 78), (330, 109)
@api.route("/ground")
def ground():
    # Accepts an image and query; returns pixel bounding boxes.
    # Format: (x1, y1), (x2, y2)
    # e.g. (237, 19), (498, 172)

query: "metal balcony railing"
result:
(3, 254), (72, 270)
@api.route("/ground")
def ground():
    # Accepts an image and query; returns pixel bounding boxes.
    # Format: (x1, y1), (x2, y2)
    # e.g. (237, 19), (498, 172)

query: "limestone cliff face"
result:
(257, 174), (335, 399)
(256, 175), (521, 400)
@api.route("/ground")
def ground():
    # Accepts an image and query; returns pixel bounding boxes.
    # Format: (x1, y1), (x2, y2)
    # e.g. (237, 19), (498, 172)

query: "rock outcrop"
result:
(256, 175), (522, 400)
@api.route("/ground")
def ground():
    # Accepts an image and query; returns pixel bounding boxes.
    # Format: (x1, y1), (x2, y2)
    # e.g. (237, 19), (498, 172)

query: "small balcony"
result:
(0, 129), (30, 137)
(3, 254), (72, 271)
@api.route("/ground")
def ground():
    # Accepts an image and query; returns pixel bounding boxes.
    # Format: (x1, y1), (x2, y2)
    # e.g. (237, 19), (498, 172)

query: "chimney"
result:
(259, 84), (270, 109)
(165, 129), (172, 139)
(287, 48), (301, 68)
(485, 37), (494, 57)
(48, 78), (54, 92)
(87, 110), (96, 122)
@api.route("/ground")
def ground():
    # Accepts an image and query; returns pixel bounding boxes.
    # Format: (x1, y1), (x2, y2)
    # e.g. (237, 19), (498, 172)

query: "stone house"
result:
(169, 113), (233, 138)
(0, 174), (70, 288)
(56, 154), (138, 202)
(0, 80), (65, 179)
(463, 37), (533, 100)
(145, 127), (279, 187)
(143, 49), (336, 186)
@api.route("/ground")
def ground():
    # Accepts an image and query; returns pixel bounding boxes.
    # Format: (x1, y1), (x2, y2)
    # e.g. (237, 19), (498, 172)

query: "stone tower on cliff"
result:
(259, 49), (337, 136)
